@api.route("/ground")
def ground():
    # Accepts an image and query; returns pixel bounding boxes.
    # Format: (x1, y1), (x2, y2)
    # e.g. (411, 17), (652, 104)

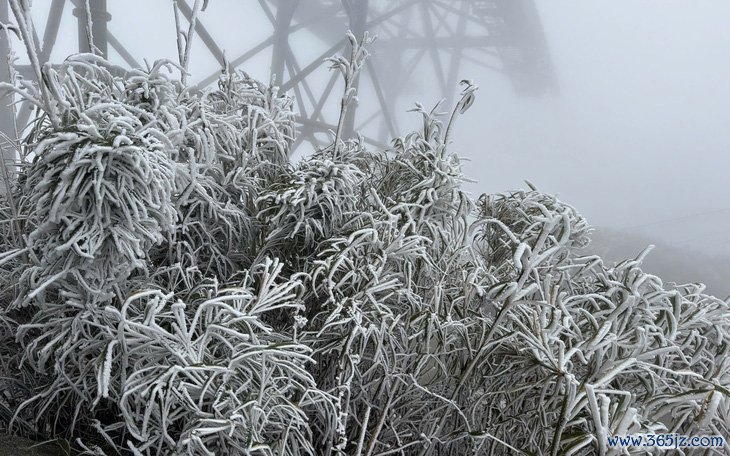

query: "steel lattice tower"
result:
(0, 0), (556, 153)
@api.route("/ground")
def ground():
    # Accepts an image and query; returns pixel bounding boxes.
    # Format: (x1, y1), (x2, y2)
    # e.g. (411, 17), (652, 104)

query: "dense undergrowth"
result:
(0, 5), (728, 455)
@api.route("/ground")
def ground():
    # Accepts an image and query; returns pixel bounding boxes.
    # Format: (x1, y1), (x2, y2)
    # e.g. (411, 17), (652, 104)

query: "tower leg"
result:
(270, 0), (299, 87)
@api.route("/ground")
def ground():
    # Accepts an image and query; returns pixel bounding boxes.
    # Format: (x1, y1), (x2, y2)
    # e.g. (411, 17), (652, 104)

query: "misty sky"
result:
(454, 0), (730, 260)
(15, 0), (730, 264)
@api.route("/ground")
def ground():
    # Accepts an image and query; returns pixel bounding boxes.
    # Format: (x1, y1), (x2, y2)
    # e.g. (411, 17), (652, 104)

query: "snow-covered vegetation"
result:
(0, 3), (728, 455)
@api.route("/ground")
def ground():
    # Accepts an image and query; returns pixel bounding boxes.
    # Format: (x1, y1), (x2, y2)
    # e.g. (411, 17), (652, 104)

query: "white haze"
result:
(454, 1), (730, 255)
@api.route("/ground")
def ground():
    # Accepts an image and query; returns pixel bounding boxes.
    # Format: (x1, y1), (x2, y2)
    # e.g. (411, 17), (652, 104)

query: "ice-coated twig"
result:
(327, 30), (373, 158)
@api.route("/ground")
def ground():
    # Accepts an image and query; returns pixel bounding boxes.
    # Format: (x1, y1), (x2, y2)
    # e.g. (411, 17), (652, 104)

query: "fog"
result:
(10, 0), (730, 296)
(453, 1), (730, 296)
(456, 0), (730, 254)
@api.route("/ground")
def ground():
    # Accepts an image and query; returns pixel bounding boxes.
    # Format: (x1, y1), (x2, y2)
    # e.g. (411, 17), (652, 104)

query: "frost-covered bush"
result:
(0, 58), (183, 445)
(468, 195), (730, 454)
(105, 260), (334, 456)
(0, 9), (728, 455)
(17, 58), (178, 305)
(0, 36), (304, 452)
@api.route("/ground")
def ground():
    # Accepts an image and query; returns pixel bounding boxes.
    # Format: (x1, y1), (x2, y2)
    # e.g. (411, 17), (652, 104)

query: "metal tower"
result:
(0, 0), (557, 152)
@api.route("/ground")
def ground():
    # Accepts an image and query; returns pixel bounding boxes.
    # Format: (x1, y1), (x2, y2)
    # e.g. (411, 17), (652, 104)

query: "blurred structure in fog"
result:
(1, 0), (556, 151)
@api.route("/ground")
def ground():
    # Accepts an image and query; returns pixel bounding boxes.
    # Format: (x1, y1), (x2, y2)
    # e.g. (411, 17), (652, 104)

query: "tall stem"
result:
(174, 0), (202, 85)
(8, 0), (59, 129)
(82, 0), (96, 55)
(333, 96), (349, 159)
(329, 31), (370, 159)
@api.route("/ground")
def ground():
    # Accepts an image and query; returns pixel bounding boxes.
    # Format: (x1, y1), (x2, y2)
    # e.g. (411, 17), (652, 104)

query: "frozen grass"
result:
(0, 4), (727, 455)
